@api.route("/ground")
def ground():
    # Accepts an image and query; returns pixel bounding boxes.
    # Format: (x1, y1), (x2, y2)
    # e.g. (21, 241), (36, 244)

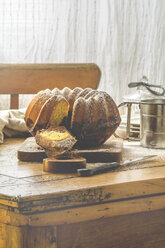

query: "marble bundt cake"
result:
(25, 87), (121, 147)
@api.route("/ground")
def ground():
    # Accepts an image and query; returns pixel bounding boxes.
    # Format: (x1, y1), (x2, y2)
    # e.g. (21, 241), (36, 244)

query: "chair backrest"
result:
(0, 63), (101, 109)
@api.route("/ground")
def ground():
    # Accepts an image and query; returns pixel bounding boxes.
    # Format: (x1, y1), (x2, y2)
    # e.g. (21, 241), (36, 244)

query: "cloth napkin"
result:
(0, 108), (29, 143)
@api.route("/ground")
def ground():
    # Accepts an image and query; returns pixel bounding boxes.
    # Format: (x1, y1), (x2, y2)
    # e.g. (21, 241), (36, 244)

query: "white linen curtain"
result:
(0, 0), (164, 109)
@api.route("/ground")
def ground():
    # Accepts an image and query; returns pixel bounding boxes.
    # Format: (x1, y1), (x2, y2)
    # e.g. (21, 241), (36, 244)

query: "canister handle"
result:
(128, 82), (165, 96)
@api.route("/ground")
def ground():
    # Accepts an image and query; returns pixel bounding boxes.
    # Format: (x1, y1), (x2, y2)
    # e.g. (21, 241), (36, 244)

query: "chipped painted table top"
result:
(0, 137), (165, 214)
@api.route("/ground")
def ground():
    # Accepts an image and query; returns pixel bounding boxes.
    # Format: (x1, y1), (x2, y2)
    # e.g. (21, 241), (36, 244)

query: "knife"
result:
(77, 155), (156, 177)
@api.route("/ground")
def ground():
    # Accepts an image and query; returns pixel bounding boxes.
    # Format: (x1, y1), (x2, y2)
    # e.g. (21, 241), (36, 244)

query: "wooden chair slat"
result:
(0, 63), (101, 109)
(10, 94), (19, 109)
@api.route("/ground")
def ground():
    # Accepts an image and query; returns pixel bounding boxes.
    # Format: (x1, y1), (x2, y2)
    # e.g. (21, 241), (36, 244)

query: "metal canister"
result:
(140, 99), (165, 148)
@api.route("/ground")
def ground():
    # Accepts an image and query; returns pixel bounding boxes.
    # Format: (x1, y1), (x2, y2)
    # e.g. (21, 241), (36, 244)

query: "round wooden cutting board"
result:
(43, 156), (86, 173)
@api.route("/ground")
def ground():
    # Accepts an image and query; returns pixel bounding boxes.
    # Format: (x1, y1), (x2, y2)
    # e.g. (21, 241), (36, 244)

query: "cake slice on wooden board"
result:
(35, 126), (77, 157)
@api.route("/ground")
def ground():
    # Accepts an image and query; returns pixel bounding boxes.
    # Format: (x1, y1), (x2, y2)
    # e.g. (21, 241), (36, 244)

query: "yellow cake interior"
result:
(40, 130), (70, 141)
(49, 100), (69, 127)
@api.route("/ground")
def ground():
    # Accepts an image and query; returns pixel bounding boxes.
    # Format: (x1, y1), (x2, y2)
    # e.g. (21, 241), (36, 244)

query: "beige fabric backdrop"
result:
(0, 0), (164, 109)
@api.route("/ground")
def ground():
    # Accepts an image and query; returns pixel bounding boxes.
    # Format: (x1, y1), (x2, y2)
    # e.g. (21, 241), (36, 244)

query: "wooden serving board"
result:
(17, 137), (47, 162)
(43, 157), (87, 173)
(17, 137), (123, 163)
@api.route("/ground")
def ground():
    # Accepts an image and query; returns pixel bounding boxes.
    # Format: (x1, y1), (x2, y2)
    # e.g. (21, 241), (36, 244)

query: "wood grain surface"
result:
(17, 137), (123, 163)
(0, 137), (165, 247)
(0, 64), (101, 94)
(1, 209), (165, 248)
(0, 223), (57, 248)
(43, 156), (86, 173)
(57, 209), (165, 248)
(0, 63), (101, 109)
(0, 137), (165, 214)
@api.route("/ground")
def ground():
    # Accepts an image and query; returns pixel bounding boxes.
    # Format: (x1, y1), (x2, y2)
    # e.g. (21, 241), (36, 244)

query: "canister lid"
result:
(140, 99), (165, 105)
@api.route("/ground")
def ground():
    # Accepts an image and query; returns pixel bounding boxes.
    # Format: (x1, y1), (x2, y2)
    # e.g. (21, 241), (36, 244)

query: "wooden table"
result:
(0, 138), (165, 248)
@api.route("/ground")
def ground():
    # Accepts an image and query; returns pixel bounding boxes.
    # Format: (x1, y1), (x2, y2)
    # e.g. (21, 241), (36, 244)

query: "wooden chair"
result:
(0, 63), (101, 109)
